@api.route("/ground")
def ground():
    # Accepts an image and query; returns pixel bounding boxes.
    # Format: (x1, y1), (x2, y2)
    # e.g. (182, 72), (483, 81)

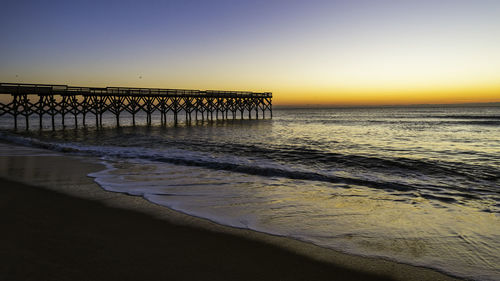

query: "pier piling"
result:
(0, 83), (272, 130)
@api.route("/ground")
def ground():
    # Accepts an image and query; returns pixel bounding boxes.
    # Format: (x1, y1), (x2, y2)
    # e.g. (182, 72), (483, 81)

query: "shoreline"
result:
(0, 142), (463, 281)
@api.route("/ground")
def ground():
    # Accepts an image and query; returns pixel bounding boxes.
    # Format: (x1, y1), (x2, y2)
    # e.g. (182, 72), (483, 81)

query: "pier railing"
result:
(0, 83), (272, 130)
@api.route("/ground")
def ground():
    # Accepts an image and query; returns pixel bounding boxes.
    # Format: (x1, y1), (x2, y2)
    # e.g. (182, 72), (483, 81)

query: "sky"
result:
(1, 0), (499, 105)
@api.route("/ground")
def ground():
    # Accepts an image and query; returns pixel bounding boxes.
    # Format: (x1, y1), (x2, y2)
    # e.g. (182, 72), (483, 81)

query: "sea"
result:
(1, 105), (499, 281)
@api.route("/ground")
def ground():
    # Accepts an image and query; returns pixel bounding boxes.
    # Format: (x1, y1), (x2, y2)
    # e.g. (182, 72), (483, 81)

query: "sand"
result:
(0, 143), (463, 281)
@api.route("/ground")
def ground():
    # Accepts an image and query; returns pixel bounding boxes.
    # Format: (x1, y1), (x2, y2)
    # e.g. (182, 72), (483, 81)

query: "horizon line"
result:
(274, 101), (500, 108)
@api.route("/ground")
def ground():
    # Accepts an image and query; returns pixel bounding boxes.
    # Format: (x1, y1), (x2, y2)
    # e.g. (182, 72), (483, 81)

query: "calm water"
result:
(1, 106), (499, 280)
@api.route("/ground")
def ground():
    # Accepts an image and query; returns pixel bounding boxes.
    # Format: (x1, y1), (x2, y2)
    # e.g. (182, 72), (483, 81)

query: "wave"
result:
(0, 131), (414, 191)
(433, 115), (500, 120)
(2, 131), (499, 209)
(160, 139), (500, 183)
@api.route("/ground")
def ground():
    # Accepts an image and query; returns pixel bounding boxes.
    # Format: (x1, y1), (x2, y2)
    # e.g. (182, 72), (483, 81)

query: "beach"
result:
(2, 0), (500, 279)
(0, 142), (463, 281)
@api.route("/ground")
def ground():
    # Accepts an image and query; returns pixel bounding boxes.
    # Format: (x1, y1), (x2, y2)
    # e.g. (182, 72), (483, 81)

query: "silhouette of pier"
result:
(0, 83), (272, 130)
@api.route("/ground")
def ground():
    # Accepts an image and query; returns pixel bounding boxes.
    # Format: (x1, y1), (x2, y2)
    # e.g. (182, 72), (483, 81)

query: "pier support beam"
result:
(0, 83), (272, 130)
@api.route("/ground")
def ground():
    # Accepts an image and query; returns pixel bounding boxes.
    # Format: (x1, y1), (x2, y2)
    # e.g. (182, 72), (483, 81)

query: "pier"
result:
(0, 83), (272, 130)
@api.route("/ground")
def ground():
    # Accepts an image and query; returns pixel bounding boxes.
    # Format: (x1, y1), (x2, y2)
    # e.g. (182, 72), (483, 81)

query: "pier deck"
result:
(0, 83), (272, 130)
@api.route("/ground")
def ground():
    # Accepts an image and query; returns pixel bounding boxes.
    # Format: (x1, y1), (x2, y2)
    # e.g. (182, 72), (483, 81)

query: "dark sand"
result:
(1, 178), (398, 281)
(0, 143), (462, 281)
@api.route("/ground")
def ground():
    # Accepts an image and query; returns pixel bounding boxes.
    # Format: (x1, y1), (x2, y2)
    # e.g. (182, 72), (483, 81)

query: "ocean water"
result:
(1, 106), (499, 280)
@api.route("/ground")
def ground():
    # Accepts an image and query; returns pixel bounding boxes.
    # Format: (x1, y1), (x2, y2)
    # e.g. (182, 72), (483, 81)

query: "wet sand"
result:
(0, 143), (462, 281)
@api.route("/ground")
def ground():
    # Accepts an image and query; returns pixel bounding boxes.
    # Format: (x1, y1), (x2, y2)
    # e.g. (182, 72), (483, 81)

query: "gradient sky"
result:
(1, 0), (499, 105)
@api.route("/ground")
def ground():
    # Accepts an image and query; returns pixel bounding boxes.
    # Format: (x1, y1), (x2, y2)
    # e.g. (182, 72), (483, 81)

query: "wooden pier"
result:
(0, 83), (272, 130)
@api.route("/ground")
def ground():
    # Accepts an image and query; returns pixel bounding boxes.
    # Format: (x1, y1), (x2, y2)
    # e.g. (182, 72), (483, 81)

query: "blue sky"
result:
(1, 0), (499, 104)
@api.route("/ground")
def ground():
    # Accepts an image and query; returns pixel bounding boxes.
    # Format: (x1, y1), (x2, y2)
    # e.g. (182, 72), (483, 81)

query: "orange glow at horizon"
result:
(2, 1), (500, 107)
(272, 85), (500, 106)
